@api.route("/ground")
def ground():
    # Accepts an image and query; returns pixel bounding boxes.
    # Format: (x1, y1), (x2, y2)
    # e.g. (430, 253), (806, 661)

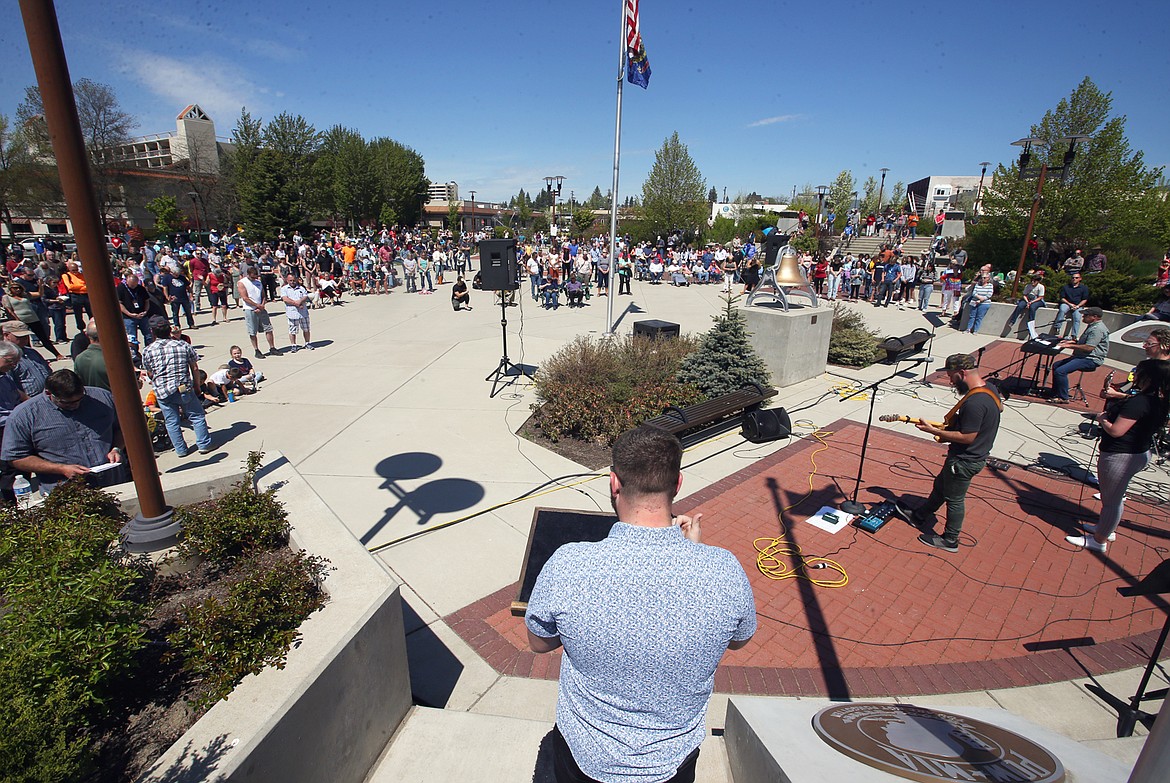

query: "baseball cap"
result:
(1083, 307), (1104, 318)
(1, 320), (33, 337)
(944, 353), (977, 371)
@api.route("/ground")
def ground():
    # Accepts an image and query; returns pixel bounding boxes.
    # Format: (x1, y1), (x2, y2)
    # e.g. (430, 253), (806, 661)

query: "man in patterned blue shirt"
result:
(526, 425), (756, 783)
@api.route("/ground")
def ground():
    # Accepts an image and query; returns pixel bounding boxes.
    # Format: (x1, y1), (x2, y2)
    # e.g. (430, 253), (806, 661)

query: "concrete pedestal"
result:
(743, 303), (832, 388)
(725, 697), (1131, 783)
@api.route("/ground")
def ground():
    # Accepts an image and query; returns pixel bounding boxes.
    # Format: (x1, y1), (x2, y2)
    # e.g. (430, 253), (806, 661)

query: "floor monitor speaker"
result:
(742, 407), (791, 443)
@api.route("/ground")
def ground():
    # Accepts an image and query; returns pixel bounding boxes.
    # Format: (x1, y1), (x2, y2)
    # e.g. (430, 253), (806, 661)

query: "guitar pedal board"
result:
(855, 501), (897, 534)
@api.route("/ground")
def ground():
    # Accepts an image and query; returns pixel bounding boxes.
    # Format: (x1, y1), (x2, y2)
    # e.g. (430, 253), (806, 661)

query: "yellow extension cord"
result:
(753, 423), (849, 588)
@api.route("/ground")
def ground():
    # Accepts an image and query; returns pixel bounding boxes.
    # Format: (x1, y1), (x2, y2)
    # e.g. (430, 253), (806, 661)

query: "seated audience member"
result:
(196, 369), (226, 407)
(1140, 285), (1170, 322)
(472, 271), (484, 290)
(208, 366), (251, 398)
(318, 273), (341, 304)
(0, 368), (125, 491)
(564, 276), (585, 307)
(227, 345), (263, 391)
(540, 277), (561, 309)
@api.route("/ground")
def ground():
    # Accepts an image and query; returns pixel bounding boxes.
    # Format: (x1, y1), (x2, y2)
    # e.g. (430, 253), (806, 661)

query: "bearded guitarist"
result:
(894, 353), (1002, 553)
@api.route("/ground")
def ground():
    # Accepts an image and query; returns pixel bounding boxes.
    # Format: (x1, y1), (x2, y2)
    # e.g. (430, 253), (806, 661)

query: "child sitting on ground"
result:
(227, 345), (263, 391)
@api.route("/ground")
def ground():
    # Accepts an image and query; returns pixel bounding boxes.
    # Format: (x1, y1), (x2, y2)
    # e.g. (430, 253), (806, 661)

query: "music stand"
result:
(1084, 559), (1170, 737)
(917, 312), (947, 385)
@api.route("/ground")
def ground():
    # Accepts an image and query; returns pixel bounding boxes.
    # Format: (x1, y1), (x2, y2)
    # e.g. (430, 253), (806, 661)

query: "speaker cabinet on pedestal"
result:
(478, 239), (519, 291)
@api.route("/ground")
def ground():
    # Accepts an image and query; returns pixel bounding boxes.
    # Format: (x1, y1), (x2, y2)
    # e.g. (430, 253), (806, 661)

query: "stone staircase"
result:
(366, 707), (734, 782)
(836, 235), (934, 258)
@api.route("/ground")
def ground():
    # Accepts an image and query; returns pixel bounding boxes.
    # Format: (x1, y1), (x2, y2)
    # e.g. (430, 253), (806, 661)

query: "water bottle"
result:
(227, 391), (236, 403)
(13, 476), (31, 509)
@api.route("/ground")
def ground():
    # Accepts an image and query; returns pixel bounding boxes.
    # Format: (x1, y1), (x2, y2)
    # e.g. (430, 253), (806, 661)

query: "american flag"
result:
(625, 0), (651, 88)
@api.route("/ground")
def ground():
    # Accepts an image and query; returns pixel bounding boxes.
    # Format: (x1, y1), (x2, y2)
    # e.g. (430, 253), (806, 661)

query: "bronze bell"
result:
(774, 247), (809, 286)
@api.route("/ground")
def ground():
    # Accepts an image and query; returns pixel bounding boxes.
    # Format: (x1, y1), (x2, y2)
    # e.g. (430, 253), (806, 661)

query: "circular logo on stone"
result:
(812, 703), (1064, 783)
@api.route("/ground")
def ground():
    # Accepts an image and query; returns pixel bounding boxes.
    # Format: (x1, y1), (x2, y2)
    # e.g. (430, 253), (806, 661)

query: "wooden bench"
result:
(879, 327), (932, 363)
(645, 382), (778, 445)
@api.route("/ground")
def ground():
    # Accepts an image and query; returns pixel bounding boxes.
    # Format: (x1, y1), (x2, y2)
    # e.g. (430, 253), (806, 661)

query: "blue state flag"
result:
(627, 43), (651, 89)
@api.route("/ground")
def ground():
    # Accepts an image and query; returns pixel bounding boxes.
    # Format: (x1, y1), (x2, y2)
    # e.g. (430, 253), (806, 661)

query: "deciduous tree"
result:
(973, 77), (1166, 267)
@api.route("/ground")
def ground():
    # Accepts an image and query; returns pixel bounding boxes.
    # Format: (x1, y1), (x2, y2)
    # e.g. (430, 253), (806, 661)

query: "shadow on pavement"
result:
(362, 452), (486, 543)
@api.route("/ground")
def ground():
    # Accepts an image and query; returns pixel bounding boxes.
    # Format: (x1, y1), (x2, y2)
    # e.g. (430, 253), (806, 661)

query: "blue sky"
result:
(2, 1), (1168, 205)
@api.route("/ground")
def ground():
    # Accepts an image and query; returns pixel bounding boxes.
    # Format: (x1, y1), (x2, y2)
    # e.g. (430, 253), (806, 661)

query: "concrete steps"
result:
(840, 236), (934, 257)
(366, 707), (733, 782)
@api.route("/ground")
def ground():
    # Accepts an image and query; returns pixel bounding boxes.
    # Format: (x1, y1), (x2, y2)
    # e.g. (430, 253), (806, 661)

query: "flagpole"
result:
(605, 2), (625, 336)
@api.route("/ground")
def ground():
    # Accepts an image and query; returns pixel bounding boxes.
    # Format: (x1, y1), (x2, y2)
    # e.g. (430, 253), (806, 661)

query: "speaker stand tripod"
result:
(486, 288), (531, 398)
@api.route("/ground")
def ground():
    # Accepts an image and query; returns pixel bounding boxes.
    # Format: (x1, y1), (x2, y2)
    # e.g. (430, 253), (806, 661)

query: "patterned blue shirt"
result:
(526, 522), (756, 782)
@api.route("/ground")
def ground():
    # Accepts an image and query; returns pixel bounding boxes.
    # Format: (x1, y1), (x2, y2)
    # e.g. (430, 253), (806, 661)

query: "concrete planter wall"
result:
(960, 301), (1141, 363)
(118, 454), (411, 783)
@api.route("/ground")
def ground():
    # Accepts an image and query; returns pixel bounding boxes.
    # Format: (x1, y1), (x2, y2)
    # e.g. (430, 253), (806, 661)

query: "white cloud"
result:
(746, 114), (804, 128)
(120, 52), (271, 126)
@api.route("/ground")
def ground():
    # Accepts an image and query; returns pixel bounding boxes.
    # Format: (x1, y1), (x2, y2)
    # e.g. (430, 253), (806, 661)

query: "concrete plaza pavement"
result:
(147, 278), (1166, 779)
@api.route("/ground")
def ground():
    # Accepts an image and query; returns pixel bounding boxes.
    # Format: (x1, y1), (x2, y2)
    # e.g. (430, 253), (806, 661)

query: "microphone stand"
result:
(839, 360), (927, 515)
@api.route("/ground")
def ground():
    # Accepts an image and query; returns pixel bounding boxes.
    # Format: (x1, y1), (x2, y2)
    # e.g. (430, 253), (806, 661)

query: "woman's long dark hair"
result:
(1134, 358), (1170, 421)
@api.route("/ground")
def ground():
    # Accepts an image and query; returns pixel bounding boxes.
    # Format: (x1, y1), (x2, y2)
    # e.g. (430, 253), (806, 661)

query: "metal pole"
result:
(19, 0), (170, 529)
(1012, 163), (1047, 299)
(1128, 692), (1170, 782)
(974, 162), (989, 221)
(606, 0), (624, 335)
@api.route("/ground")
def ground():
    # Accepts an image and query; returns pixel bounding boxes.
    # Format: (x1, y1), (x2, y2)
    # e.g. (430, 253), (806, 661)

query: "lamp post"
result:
(815, 184), (829, 237)
(543, 175), (564, 239)
(877, 167), (889, 216)
(187, 191), (201, 235)
(468, 189), (476, 235)
(1008, 135), (1091, 298)
(973, 162), (990, 222)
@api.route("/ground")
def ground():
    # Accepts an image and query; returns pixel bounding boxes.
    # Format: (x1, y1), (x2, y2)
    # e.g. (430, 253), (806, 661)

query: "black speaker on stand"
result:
(742, 408), (791, 443)
(478, 239), (519, 291)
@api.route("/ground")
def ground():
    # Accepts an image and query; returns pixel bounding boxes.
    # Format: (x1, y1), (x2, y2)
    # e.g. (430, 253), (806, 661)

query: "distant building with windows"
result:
(906, 175), (990, 217)
(93, 104), (229, 174)
(427, 181), (458, 204)
(4, 104), (232, 239)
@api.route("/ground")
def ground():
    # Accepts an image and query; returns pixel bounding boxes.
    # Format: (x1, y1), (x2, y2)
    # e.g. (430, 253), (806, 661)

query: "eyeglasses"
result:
(49, 393), (84, 410)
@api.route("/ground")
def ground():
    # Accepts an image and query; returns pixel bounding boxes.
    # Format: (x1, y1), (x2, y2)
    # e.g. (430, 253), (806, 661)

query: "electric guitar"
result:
(879, 414), (947, 442)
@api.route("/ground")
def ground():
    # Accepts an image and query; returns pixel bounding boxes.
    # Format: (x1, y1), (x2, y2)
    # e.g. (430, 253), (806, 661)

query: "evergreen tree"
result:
(708, 186), (718, 203)
(641, 131), (707, 236)
(677, 294), (770, 398)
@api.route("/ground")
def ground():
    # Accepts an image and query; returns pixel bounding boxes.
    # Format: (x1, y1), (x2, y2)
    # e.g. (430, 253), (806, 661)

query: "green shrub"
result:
(167, 550), (329, 708)
(828, 303), (882, 367)
(677, 294), (770, 398)
(1079, 270), (1161, 313)
(0, 481), (149, 782)
(532, 333), (703, 445)
(0, 676), (90, 783)
(176, 452), (290, 566)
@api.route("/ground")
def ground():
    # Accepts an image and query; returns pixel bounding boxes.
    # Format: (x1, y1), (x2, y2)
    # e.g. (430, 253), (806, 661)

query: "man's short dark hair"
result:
(612, 425), (682, 498)
(45, 369), (84, 398)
